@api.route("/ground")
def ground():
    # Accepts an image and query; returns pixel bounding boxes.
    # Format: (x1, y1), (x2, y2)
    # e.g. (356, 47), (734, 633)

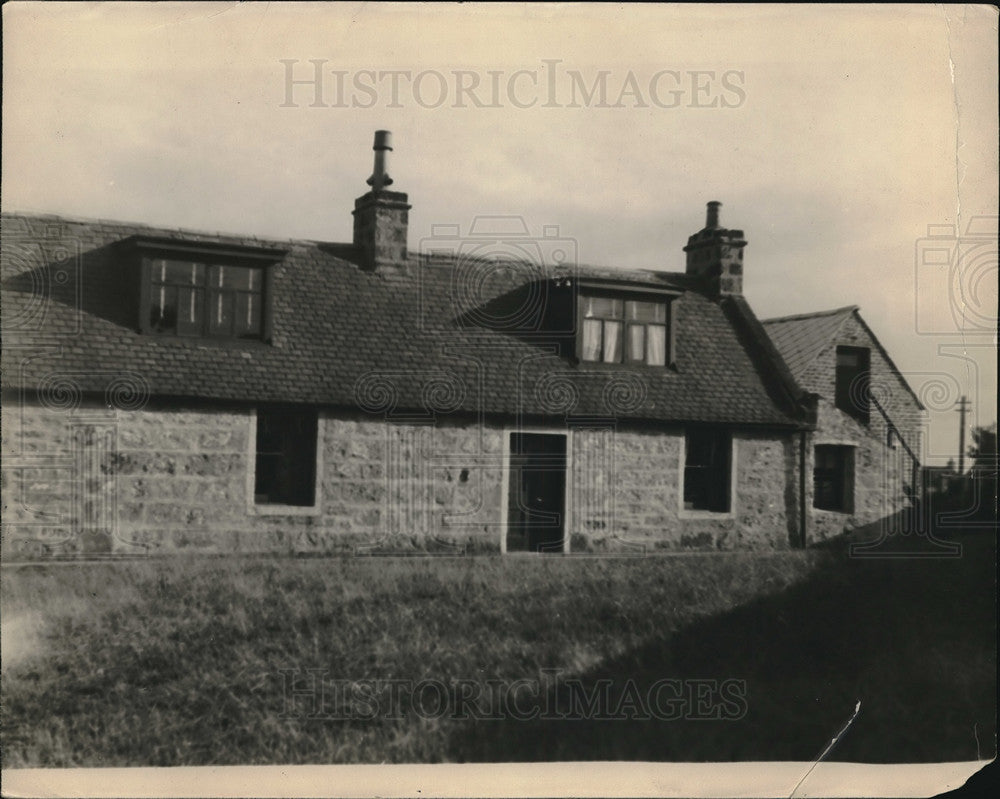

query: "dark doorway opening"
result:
(506, 432), (567, 553)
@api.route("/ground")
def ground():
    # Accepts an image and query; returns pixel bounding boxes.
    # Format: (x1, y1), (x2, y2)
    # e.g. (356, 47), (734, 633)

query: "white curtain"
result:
(603, 321), (621, 362)
(582, 318), (601, 361)
(647, 325), (666, 366)
(628, 325), (645, 361)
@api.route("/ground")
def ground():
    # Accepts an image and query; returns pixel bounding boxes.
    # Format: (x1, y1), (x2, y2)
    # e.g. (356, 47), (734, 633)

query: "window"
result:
(128, 235), (286, 341)
(813, 445), (854, 512)
(254, 408), (318, 507)
(580, 295), (668, 366)
(835, 346), (870, 424)
(148, 259), (264, 339)
(683, 429), (731, 512)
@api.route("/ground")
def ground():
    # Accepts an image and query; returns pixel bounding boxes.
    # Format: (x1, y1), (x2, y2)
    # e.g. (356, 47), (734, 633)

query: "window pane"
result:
(625, 301), (667, 323)
(255, 409), (318, 506)
(235, 292), (262, 337)
(176, 287), (203, 335)
(837, 350), (860, 367)
(628, 324), (645, 361)
(151, 285), (178, 332)
(646, 325), (666, 366)
(603, 320), (622, 362)
(153, 259), (204, 285)
(835, 347), (871, 423)
(813, 445), (853, 512)
(582, 318), (602, 361)
(686, 431), (714, 467)
(210, 264), (259, 291)
(625, 301), (641, 321)
(587, 296), (622, 318)
(209, 291), (234, 335)
(684, 430), (731, 512)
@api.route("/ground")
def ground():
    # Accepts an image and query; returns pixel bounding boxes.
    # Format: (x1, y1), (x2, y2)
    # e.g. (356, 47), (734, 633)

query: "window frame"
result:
(128, 236), (286, 343)
(247, 407), (324, 516)
(679, 429), (736, 517)
(812, 443), (855, 513)
(576, 288), (677, 368)
(145, 258), (266, 339)
(834, 346), (871, 424)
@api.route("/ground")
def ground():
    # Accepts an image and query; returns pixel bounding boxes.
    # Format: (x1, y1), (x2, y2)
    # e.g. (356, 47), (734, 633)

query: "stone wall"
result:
(798, 313), (926, 543)
(2, 399), (802, 558)
(571, 426), (797, 551)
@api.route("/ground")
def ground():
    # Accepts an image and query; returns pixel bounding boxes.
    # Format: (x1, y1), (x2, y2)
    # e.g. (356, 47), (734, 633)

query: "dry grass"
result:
(1, 540), (994, 767)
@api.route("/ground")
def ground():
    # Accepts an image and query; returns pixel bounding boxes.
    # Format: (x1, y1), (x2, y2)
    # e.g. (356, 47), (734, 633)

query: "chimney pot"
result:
(367, 130), (394, 192)
(706, 201), (721, 230)
(354, 130), (410, 271)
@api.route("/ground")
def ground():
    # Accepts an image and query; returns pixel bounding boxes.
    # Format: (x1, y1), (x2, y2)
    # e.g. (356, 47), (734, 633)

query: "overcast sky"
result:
(3, 2), (997, 465)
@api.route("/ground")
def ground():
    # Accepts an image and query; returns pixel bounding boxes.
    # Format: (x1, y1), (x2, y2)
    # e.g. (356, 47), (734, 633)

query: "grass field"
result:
(2, 535), (995, 767)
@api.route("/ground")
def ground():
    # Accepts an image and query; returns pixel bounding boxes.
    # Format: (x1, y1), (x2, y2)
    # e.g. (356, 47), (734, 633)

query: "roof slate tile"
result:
(3, 212), (807, 427)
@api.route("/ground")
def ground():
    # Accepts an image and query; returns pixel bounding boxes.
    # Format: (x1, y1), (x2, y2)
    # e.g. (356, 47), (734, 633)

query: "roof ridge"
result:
(0, 209), (318, 249)
(416, 251), (692, 281)
(761, 305), (859, 324)
(2, 211), (690, 279)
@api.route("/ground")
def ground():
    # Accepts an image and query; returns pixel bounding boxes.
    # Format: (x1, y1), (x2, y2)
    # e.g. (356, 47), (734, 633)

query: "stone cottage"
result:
(762, 306), (926, 544)
(0, 132), (925, 557)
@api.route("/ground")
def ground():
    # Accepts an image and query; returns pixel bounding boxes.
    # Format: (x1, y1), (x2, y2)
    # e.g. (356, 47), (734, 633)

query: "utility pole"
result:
(956, 395), (971, 474)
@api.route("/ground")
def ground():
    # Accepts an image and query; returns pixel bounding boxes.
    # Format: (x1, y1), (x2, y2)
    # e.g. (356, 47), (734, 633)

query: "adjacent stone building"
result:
(763, 307), (925, 543)
(0, 132), (924, 557)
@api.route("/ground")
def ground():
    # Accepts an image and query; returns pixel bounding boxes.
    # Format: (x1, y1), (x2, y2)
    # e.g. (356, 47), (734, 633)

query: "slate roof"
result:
(1, 212), (810, 428)
(760, 306), (858, 380)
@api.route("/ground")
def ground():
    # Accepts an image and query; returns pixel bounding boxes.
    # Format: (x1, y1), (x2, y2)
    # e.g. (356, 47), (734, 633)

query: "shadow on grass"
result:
(448, 533), (996, 763)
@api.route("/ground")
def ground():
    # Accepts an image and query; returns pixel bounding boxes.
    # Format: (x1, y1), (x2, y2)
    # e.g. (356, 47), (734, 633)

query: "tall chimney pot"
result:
(706, 201), (721, 230)
(367, 130), (394, 192)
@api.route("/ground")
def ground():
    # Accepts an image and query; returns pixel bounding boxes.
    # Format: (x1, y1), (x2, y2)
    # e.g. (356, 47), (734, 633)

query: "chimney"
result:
(683, 201), (746, 295)
(352, 130), (411, 272)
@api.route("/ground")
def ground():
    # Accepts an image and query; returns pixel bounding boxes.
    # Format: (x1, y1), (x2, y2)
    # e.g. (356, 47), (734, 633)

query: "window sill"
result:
(249, 503), (321, 517)
(575, 360), (678, 372)
(678, 509), (735, 520)
(141, 333), (274, 350)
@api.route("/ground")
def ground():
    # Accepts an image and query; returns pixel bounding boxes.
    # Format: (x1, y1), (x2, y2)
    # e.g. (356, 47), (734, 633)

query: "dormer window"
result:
(579, 294), (670, 366)
(126, 236), (286, 341)
(149, 260), (264, 338)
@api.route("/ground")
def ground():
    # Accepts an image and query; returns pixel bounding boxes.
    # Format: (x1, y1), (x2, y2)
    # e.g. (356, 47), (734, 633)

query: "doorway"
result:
(506, 432), (567, 553)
